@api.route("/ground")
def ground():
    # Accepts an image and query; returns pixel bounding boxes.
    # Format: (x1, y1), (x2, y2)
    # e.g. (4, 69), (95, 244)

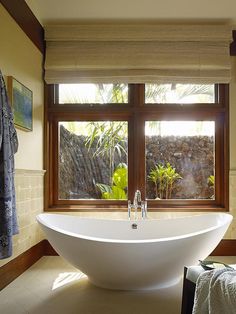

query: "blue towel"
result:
(0, 71), (19, 259)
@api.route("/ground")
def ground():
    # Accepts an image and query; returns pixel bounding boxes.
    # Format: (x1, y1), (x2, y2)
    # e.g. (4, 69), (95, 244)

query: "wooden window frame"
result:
(44, 84), (229, 212)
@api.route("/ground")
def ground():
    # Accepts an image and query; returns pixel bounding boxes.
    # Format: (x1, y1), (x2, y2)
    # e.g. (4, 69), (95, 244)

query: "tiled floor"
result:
(0, 256), (236, 314)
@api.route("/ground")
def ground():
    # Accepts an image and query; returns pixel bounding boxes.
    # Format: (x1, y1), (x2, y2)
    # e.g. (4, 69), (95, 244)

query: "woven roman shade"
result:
(44, 24), (232, 84)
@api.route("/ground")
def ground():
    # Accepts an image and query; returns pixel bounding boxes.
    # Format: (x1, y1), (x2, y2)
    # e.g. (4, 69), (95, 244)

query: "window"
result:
(145, 84), (215, 103)
(58, 83), (128, 104)
(59, 121), (128, 200)
(45, 83), (229, 211)
(145, 121), (215, 200)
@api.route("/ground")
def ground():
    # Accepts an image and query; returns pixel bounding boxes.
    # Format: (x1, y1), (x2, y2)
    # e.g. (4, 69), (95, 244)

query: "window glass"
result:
(145, 121), (215, 200)
(59, 121), (128, 199)
(145, 84), (215, 103)
(58, 84), (128, 104)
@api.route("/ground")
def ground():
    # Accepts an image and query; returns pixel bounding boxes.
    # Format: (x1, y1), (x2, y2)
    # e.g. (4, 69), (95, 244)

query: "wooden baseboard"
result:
(0, 240), (59, 291)
(44, 240), (58, 256)
(0, 238), (235, 291)
(210, 239), (236, 256)
(0, 240), (46, 291)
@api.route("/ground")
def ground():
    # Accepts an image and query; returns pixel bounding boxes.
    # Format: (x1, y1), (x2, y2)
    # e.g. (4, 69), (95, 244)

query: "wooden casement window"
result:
(45, 83), (229, 212)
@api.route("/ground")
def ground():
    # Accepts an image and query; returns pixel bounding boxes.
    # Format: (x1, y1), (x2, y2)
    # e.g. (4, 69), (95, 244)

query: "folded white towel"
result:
(192, 268), (236, 314)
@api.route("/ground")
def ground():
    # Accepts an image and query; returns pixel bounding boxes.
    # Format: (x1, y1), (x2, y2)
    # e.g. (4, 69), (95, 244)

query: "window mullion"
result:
(134, 112), (146, 199)
(129, 84), (146, 200)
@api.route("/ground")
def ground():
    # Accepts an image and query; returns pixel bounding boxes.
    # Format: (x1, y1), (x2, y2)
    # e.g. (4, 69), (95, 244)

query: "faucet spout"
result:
(128, 190), (147, 220)
(133, 190), (142, 207)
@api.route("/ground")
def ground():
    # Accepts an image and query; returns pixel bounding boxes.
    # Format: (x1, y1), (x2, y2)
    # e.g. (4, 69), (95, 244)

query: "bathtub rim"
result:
(36, 212), (233, 244)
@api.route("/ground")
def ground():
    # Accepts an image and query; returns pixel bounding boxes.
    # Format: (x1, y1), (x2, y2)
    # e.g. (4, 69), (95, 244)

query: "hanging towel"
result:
(192, 267), (236, 314)
(0, 71), (19, 259)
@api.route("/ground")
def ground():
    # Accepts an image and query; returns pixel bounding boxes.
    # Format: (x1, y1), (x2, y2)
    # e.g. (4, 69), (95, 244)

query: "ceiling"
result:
(25, 0), (236, 25)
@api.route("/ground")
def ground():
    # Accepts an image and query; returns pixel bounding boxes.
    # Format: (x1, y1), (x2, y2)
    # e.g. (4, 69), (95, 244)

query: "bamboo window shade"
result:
(44, 24), (232, 84)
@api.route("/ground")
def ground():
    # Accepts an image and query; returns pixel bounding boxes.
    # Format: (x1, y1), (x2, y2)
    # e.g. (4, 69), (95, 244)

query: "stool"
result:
(181, 266), (205, 314)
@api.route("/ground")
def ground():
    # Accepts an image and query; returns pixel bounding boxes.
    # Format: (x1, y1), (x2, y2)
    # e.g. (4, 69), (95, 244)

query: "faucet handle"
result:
(137, 191), (142, 202)
(134, 190), (142, 205)
(141, 200), (147, 219)
(128, 200), (132, 220)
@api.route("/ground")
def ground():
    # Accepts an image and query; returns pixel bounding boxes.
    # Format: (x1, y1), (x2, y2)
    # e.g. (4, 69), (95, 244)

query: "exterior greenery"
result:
(85, 122), (128, 186)
(96, 163), (128, 199)
(148, 162), (182, 199)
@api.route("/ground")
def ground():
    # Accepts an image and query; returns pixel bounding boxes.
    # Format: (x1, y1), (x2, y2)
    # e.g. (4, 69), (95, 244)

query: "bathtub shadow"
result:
(31, 272), (183, 314)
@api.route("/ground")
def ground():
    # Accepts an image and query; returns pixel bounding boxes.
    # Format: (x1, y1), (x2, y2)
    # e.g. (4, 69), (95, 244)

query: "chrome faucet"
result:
(128, 190), (147, 220)
(134, 190), (142, 208)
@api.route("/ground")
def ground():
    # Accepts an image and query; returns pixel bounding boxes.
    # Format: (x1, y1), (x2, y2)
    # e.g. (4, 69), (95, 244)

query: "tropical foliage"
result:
(85, 122), (127, 185)
(145, 83), (214, 103)
(96, 163), (128, 199)
(148, 162), (182, 199)
(61, 83), (214, 200)
(208, 175), (215, 186)
(59, 83), (128, 104)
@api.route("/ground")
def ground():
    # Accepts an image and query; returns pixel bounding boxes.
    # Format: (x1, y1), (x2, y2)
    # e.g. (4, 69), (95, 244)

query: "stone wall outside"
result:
(59, 126), (214, 200)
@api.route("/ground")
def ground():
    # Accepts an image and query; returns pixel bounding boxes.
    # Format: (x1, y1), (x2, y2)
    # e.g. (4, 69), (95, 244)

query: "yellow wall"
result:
(0, 4), (44, 266)
(0, 4), (44, 170)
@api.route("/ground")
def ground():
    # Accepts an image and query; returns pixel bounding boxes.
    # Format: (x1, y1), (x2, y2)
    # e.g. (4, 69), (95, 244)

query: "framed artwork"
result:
(8, 76), (33, 131)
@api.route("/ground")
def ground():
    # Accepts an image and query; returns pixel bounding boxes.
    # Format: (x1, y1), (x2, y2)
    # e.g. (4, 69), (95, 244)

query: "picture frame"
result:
(7, 76), (33, 131)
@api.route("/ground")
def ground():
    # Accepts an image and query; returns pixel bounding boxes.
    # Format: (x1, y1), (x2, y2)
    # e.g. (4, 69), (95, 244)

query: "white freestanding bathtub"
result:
(37, 213), (232, 290)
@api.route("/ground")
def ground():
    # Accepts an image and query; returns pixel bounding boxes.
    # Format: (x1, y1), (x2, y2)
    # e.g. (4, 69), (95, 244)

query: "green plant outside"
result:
(208, 175), (215, 186)
(148, 162), (182, 199)
(96, 163), (128, 199)
(85, 121), (127, 185)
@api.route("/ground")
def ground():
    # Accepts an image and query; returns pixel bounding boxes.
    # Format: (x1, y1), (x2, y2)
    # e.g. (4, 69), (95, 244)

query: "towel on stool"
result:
(192, 268), (236, 314)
